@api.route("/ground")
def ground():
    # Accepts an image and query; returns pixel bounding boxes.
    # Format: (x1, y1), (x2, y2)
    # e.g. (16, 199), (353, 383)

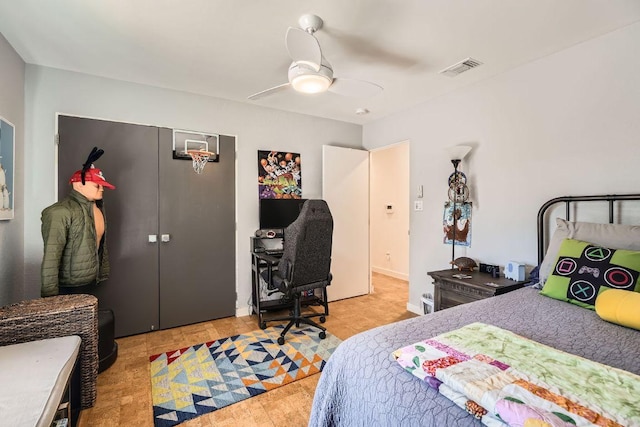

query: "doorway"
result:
(370, 142), (410, 282)
(322, 142), (410, 301)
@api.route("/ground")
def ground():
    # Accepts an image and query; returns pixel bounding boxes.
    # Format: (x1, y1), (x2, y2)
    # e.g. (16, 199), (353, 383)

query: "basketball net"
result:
(186, 150), (214, 174)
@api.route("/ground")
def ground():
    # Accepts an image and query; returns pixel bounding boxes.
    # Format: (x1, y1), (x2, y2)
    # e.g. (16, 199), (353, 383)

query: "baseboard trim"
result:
(406, 302), (422, 316)
(236, 305), (251, 317)
(371, 267), (409, 281)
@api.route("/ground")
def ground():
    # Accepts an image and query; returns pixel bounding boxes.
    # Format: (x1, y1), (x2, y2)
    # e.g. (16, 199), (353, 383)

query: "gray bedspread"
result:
(309, 287), (640, 426)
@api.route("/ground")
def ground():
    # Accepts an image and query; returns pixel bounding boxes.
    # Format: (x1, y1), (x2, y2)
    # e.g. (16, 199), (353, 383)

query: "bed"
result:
(310, 194), (640, 426)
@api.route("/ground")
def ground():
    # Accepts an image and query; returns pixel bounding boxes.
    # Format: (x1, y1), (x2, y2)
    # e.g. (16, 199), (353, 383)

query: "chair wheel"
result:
(277, 336), (285, 345)
(319, 331), (326, 340)
(319, 316), (326, 323)
(260, 322), (267, 330)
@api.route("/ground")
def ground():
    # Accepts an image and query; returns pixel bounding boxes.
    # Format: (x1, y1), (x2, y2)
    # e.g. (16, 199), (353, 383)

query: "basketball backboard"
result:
(172, 129), (219, 162)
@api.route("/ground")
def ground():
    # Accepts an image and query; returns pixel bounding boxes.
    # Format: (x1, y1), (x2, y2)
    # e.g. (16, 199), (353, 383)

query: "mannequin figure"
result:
(41, 148), (118, 373)
(41, 166), (114, 296)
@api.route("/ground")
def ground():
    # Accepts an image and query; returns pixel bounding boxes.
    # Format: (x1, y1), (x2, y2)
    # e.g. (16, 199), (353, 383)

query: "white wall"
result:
(370, 142), (409, 280)
(363, 23), (640, 312)
(23, 66), (362, 314)
(0, 33), (24, 306)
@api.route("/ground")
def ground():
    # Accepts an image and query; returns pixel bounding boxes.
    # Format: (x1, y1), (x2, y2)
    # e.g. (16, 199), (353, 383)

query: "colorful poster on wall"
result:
(257, 150), (302, 199)
(443, 201), (471, 246)
(0, 117), (15, 220)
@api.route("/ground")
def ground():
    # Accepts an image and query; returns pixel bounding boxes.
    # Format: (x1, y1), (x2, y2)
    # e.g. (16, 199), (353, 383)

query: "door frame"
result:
(321, 141), (411, 299)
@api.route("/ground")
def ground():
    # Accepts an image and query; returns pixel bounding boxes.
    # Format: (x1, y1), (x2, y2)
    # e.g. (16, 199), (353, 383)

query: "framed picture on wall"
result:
(0, 117), (14, 220)
(443, 201), (472, 247)
(257, 150), (302, 199)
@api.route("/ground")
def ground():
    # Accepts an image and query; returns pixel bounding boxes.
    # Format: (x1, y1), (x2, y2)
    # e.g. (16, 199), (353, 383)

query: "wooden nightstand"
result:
(428, 269), (527, 311)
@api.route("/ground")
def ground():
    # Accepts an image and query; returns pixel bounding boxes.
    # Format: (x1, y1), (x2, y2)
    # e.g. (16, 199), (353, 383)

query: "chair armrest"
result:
(253, 252), (280, 264)
(255, 252), (281, 286)
(0, 294), (98, 409)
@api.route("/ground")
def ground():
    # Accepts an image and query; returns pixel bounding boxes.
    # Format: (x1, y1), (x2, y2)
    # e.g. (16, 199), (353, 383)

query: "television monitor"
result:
(259, 198), (307, 230)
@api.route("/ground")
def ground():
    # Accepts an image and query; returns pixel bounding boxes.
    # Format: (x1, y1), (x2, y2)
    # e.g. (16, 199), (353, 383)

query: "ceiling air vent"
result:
(439, 58), (483, 77)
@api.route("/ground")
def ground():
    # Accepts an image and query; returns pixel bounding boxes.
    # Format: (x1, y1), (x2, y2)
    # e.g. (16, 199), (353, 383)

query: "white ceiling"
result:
(1, 0), (639, 124)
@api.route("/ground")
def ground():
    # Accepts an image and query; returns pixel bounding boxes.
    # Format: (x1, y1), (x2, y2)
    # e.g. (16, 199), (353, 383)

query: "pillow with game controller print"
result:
(537, 219), (640, 288)
(540, 238), (640, 309)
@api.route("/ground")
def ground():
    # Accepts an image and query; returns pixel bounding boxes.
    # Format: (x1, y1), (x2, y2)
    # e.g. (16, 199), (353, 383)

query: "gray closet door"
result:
(57, 115), (160, 337)
(58, 117), (237, 336)
(158, 131), (236, 329)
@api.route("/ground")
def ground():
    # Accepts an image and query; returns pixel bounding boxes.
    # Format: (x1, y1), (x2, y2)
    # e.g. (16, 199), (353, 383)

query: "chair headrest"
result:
(299, 199), (332, 220)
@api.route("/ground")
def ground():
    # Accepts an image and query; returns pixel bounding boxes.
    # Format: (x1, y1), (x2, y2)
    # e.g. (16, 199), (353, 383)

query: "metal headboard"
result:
(537, 194), (640, 264)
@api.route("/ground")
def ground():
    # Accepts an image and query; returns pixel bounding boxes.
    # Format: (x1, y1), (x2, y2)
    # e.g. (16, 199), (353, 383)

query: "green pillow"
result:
(540, 238), (640, 309)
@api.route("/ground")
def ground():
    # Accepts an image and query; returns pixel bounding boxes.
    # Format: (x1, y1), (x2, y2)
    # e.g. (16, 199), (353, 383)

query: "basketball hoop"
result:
(186, 150), (215, 174)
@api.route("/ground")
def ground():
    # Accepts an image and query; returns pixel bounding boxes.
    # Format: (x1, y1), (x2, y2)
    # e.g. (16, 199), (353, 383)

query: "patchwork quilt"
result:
(393, 323), (640, 427)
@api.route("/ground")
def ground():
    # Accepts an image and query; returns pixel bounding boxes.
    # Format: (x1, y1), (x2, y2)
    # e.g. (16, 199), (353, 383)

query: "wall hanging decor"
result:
(257, 150), (302, 199)
(443, 145), (472, 263)
(443, 201), (472, 247)
(0, 117), (15, 220)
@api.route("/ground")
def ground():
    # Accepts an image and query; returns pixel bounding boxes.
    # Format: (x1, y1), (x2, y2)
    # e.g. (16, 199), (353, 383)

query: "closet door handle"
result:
(161, 234), (171, 242)
(148, 235), (157, 243)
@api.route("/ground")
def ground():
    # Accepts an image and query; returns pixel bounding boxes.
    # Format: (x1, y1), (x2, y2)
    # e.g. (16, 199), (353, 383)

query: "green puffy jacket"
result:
(41, 190), (110, 297)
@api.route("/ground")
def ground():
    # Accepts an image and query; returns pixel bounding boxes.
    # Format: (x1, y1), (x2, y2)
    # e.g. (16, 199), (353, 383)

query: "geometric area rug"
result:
(149, 325), (342, 427)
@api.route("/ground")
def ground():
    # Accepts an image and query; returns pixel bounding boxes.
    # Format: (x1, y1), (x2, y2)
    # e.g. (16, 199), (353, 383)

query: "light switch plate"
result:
(414, 200), (423, 211)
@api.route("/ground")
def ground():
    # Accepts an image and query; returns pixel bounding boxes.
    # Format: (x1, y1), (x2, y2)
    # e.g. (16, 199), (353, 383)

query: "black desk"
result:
(250, 237), (328, 329)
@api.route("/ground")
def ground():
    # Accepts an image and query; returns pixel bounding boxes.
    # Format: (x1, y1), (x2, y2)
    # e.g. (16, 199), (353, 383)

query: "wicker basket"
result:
(0, 294), (99, 409)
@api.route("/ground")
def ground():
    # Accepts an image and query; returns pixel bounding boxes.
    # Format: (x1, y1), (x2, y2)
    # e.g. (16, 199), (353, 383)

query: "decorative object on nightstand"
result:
(428, 269), (527, 311)
(444, 145), (472, 267)
(479, 262), (501, 278)
(504, 261), (526, 281)
(450, 256), (477, 272)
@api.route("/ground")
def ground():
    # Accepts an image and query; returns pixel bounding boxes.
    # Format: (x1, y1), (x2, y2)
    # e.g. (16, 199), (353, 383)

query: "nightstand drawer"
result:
(428, 269), (527, 311)
(439, 284), (491, 309)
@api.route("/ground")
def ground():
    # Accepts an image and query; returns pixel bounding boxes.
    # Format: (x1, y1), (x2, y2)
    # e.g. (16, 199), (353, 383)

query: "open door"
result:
(322, 145), (369, 301)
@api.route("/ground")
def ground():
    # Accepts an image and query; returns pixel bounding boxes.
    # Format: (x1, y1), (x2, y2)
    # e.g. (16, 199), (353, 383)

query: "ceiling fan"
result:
(248, 14), (383, 101)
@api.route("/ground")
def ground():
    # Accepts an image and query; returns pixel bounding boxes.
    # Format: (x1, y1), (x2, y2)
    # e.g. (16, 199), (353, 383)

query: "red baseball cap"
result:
(69, 167), (116, 189)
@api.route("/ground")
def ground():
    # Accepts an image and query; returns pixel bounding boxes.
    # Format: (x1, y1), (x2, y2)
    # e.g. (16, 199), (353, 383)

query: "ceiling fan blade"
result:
(285, 27), (321, 72)
(329, 78), (383, 98)
(247, 83), (291, 101)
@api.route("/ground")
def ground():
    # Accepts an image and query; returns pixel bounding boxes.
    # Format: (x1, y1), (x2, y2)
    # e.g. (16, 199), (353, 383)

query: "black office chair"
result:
(259, 199), (333, 345)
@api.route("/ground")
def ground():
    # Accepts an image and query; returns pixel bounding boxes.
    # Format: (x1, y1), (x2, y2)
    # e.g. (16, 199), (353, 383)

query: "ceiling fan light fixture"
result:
(291, 74), (331, 93)
(288, 62), (333, 94)
(248, 15), (383, 101)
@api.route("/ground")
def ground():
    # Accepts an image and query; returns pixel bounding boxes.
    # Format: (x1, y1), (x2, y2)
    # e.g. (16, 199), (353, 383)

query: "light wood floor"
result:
(78, 273), (416, 427)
